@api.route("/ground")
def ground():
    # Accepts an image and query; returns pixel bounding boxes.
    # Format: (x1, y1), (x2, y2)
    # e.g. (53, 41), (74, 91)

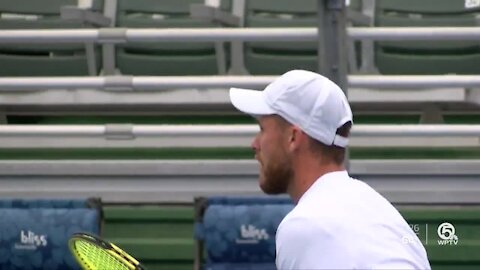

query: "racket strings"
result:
(74, 240), (131, 270)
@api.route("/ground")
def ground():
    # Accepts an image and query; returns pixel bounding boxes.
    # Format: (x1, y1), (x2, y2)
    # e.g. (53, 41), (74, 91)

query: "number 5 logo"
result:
(437, 222), (455, 240)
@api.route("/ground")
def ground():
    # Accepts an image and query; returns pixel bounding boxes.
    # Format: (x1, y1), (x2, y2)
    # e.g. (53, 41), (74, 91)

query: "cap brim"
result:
(229, 88), (276, 116)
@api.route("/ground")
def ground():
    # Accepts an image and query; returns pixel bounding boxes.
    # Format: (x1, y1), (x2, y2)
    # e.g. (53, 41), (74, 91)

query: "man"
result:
(229, 70), (431, 269)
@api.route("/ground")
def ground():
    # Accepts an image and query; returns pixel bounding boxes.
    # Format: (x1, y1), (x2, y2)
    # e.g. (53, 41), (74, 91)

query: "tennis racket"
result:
(69, 232), (146, 270)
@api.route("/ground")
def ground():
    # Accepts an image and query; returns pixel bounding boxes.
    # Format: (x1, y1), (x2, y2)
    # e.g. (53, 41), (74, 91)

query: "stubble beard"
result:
(259, 154), (293, 195)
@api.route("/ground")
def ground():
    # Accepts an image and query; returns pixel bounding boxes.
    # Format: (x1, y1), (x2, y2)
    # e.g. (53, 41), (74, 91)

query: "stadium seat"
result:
(374, 0), (480, 75)
(0, 0), (103, 76)
(241, 0), (319, 75)
(240, 0), (363, 75)
(194, 196), (293, 270)
(0, 198), (102, 270)
(115, 0), (230, 76)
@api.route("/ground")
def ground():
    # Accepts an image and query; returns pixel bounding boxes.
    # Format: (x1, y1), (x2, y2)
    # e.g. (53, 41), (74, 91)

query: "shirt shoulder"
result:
(275, 173), (431, 270)
(276, 212), (355, 269)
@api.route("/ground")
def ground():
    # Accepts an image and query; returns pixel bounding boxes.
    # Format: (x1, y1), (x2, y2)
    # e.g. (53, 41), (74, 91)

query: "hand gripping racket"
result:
(69, 232), (146, 270)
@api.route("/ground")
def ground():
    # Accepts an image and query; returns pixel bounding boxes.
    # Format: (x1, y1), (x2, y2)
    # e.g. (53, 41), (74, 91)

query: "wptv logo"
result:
(437, 222), (459, 246)
(403, 222), (460, 246)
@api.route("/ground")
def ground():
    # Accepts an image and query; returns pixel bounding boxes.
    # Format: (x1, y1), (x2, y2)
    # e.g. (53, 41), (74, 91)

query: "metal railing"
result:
(0, 27), (479, 91)
(0, 75), (480, 91)
(0, 124), (478, 148)
(0, 27), (478, 144)
(1, 124), (480, 137)
(0, 27), (479, 43)
(1, 159), (480, 203)
(0, 26), (478, 201)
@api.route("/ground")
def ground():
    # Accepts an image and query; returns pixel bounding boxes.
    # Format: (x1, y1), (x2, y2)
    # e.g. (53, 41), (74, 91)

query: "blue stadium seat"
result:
(0, 198), (102, 270)
(194, 196), (294, 270)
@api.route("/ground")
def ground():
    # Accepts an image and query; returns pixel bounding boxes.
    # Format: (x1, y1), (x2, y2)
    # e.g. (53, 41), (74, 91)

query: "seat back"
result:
(243, 0), (318, 75)
(0, 0), (103, 76)
(375, 0), (480, 74)
(116, 0), (230, 75)
(0, 198), (102, 270)
(243, 0), (361, 75)
(195, 196), (294, 270)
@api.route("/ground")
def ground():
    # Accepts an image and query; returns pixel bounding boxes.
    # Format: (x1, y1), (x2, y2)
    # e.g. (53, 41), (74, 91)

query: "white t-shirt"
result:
(276, 171), (431, 270)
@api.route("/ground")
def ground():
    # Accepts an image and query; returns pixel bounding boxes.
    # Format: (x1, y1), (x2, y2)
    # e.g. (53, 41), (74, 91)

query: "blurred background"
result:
(0, 0), (479, 269)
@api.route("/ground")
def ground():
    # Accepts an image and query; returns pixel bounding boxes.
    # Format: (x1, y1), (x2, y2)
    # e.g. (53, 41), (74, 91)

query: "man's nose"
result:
(251, 134), (259, 152)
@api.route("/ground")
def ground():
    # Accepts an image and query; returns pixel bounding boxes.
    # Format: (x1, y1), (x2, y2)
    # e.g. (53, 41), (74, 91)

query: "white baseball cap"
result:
(229, 70), (353, 147)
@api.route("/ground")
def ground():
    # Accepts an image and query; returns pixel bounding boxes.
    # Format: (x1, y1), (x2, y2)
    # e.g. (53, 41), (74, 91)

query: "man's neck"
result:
(288, 159), (345, 203)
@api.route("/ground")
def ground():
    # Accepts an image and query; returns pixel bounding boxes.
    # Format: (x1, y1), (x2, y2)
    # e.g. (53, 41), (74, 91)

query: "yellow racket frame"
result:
(69, 232), (145, 270)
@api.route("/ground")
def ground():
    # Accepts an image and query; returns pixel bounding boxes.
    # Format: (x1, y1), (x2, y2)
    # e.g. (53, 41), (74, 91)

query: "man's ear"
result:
(288, 126), (303, 151)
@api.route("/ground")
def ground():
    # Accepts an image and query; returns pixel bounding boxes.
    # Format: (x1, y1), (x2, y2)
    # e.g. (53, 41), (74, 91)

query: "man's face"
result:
(251, 115), (293, 194)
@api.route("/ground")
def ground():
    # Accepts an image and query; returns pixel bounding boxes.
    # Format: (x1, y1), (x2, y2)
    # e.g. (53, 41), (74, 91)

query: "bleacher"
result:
(0, 0), (479, 269)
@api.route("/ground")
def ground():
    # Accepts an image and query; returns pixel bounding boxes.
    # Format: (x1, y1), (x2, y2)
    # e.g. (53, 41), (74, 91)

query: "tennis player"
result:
(229, 70), (431, 269)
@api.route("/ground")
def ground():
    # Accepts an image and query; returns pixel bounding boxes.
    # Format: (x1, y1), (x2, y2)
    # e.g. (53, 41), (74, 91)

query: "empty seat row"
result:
(0, 0), (478, 77)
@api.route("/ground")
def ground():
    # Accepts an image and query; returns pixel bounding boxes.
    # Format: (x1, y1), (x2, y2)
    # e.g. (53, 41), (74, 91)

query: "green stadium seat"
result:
(115, 0), (230, 76)
(375, 0), (480, 75)
(242, 0), (319, 75)
(241, 0), (362, 75)
(0, 0), (103, 76)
